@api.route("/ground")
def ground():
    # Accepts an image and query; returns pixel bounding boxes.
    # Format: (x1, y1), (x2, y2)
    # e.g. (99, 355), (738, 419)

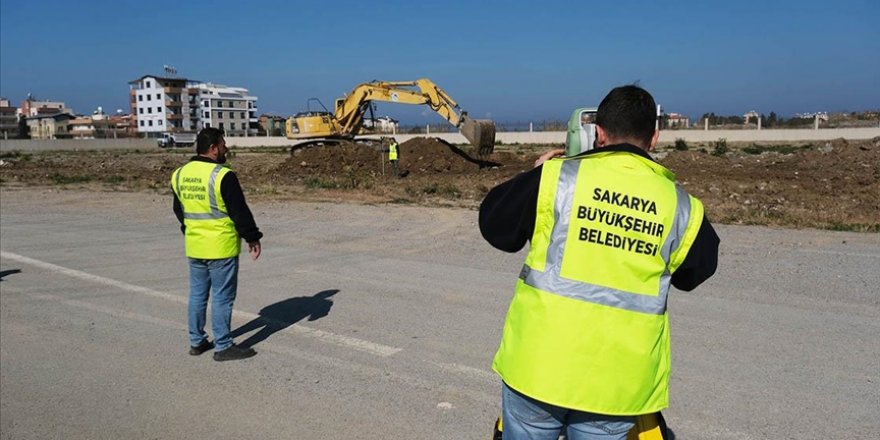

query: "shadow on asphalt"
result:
(0, 269), (22, 281)
(230, 289), (339, 348)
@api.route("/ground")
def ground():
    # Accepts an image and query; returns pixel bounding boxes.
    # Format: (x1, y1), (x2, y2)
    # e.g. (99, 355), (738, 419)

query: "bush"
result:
(674, 138), (688, 151)
(304, 177), (337, 189)
(743, 144), (763, 155)
(711, 138), (729, 156)
(102, 175), (125, 184)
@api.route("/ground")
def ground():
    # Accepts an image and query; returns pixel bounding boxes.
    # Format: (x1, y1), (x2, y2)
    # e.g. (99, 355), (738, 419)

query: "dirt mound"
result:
(275, 142), (382, 178)
(272, 137), (511, 180)
(398, 137), (500, 174)
(661, 139), (879, 230)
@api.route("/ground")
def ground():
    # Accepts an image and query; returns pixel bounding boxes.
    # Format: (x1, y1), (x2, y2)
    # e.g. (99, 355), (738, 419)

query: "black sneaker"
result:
(189, 339), (214, 356)
(213, 344), (257, 362)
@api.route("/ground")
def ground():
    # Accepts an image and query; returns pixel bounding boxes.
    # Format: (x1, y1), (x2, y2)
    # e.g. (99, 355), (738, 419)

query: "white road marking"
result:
(1, 250), (402, 357)
(430, 361), (497, 384)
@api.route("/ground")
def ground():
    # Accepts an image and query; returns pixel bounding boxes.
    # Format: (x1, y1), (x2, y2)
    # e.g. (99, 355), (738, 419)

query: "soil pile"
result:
(661, 137), (879, 230)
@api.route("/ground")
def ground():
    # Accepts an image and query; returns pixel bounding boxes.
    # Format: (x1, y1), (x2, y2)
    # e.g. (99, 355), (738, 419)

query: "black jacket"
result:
(479, 144), (719, 291)
(172, 156), (263, 243)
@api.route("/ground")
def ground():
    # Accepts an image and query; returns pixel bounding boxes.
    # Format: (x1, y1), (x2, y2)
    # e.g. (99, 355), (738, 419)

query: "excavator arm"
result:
(332, 79), (496, 154)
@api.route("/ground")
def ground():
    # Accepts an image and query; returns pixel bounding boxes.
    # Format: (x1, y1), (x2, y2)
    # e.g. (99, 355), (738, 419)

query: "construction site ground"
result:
(1, 136), (878, 231)
(1, 137), (878, 439)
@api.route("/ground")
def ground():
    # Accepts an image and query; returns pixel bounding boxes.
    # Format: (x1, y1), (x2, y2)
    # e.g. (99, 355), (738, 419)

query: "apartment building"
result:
(0, 98), (18, 137)
(195, 83), (258, 137)
(26, 113), (75, 139)
(129, 75), (258, 137)
(19, 95), (72, 117)
(129, 75), (201, 136)
(258, 114), (287, 136)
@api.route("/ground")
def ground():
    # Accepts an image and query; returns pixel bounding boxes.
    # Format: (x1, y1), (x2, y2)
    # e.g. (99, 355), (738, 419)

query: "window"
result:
(140, 120), (144, 127)
(204, 111), (209, 118)
(218, 112), (223, 119)
(219, 122), (224, 130)
(158, 120), (163, 126)
(146, 81), (151, 88)
(157, 107), (162, 113)
(240, 112), (245, 119)
(139, 108), (143, 114)
(148, 120), (153, 126)
(157, 93), (162, 100)
(231, 123), (236, 130)
(217, 101), (223, 108)
(203, 100), (209, 107)
(138, 95), (143, 102)
(148, 107), (152, 114)
(205, 122), (211, 128)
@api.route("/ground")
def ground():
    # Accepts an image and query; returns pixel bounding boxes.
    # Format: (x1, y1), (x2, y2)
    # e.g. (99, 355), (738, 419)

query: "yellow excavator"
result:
(285, 79), (496, 154)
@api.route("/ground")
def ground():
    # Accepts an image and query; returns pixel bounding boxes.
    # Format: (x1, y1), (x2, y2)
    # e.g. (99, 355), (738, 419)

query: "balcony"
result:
(164, 87), (183, 94)
(165, 100), (183, 107)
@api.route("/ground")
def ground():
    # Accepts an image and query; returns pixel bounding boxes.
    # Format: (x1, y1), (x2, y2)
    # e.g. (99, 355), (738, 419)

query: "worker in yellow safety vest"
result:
(171, 127), (263, 362)
(479, 85), (720, 440)
(388, 138), (399, 175)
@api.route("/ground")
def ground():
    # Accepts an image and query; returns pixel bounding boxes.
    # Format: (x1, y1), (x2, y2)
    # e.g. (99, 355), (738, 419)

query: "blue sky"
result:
(1, 0), (878, 124)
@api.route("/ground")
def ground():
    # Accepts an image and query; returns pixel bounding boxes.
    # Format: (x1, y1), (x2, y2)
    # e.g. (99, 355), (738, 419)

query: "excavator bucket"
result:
(460, 116), (496, 155)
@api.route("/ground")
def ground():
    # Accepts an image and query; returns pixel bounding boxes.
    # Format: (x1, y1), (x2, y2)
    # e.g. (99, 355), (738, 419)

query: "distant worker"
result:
(388, 138), (400, 175)
(479, 85), (719, 439)
(171, 127), (264, 362)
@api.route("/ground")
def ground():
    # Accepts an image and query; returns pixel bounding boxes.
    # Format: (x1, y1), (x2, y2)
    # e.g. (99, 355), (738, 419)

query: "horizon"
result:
(1, 0), (878, 126)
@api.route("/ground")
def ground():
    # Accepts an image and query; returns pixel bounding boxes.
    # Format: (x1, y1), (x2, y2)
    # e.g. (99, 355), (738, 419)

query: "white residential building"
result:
(128, 75), (258, 137)
(195, 83), (258, 137)
(364, 116), (399, 133)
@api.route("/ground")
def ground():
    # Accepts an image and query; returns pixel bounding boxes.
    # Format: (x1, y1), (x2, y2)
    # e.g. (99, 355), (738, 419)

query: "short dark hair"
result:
(196, 127), (225, 154)
(595, 85), (657, 147)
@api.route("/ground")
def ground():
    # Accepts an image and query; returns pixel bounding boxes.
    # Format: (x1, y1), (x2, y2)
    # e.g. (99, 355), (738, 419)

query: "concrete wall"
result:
(226, 127), (880, 147)
(3, 127), (879, 152)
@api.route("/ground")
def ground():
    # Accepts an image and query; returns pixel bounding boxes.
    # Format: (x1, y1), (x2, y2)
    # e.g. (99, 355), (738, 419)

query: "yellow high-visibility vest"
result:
(171, 161), (240, 259)
(389, 142), (398, 161)
(493, 150), (704, 415)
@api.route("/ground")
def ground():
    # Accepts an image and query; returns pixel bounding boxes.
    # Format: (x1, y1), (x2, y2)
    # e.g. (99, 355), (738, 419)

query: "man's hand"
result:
(534, 149), (566, 167)
(248, 240), (262, 261)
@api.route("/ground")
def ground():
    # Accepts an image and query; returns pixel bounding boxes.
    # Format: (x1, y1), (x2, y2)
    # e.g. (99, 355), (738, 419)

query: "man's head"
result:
(595, 85), (659, 151)
(196, 127), (227, 163)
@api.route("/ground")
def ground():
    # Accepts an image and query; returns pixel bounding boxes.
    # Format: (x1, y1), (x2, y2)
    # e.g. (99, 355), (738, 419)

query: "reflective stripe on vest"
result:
(518, 159), (693, 315)
(174, 163), (229, 220)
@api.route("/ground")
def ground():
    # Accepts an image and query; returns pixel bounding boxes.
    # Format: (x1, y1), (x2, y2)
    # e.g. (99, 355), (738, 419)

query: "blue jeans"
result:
(501, 382), (635, 440)
(188, 257), (239, 351)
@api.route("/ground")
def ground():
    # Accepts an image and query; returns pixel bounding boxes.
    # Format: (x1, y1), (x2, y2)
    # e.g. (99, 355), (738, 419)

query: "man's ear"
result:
(648, 130), (660, 151)
(596, 126), (609, 147)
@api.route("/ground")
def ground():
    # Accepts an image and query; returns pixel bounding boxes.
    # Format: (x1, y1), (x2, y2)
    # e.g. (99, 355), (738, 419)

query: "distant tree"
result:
(767, 111), (779, 127)
(659, 114), (670, 129)
(16, 115), (30, 139)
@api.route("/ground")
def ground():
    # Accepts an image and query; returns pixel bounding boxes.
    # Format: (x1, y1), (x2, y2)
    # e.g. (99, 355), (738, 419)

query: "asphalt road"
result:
(1, 188), (878, 439)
